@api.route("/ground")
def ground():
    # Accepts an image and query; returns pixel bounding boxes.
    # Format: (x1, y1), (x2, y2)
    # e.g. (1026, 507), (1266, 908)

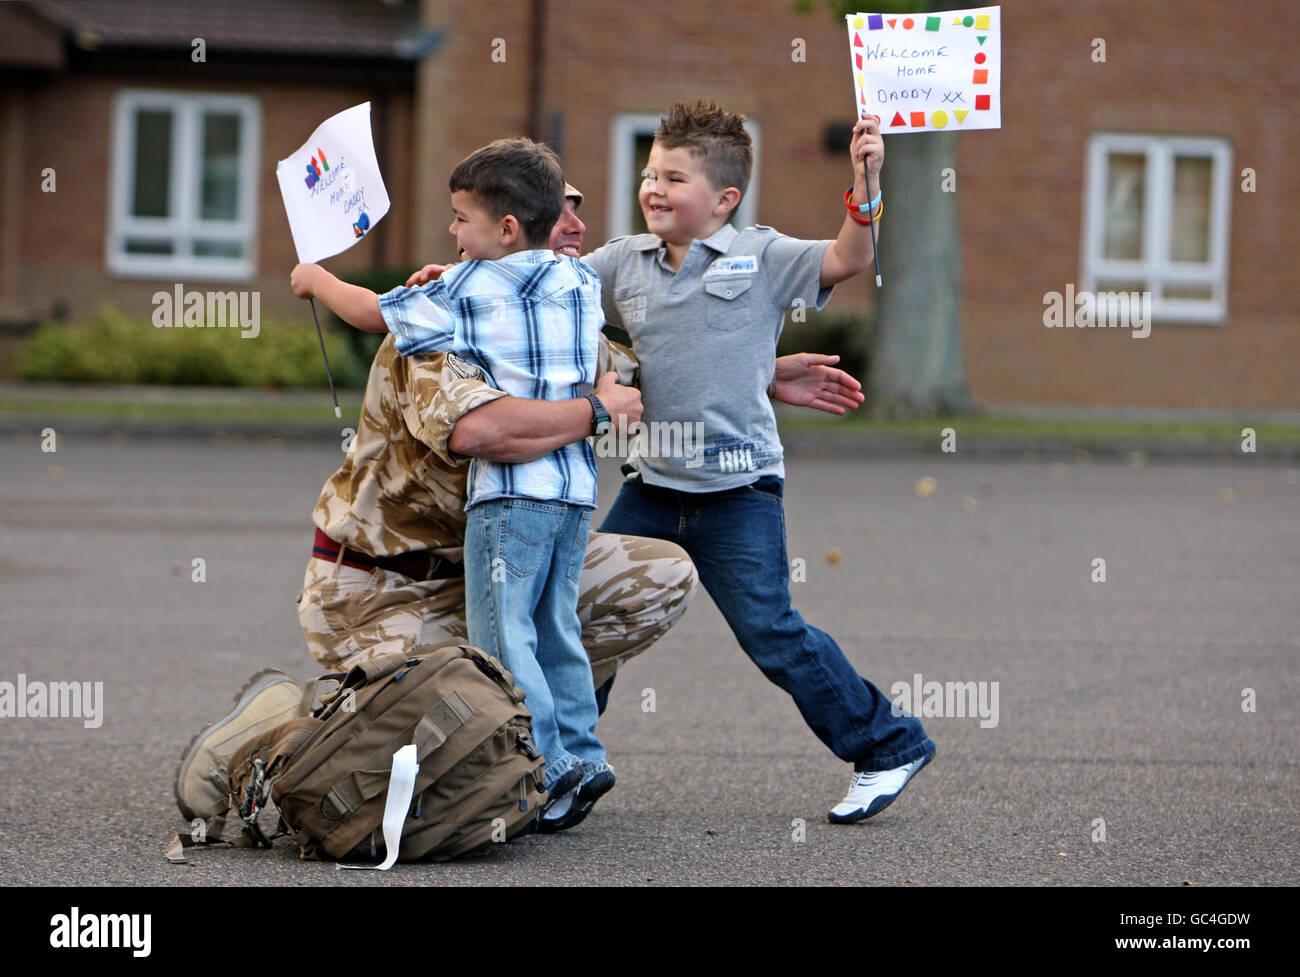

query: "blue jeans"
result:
(598, 475), (933, 770)
(465, 499), (604, 786)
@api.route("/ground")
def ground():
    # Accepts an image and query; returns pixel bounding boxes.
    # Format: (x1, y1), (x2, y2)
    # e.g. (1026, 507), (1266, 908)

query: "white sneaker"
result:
(828, 747), (934, 824)
(535, 765), (585, 834)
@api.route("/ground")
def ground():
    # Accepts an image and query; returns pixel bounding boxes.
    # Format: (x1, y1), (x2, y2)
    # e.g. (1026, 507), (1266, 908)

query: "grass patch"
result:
(778, 412), (1300, 442)
(0, 393), (363, 427)
(6, 391), (1297, 444)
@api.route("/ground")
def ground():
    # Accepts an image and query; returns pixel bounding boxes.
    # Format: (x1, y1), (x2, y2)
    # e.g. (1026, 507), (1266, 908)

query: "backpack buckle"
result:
(516, 733), (541, 761)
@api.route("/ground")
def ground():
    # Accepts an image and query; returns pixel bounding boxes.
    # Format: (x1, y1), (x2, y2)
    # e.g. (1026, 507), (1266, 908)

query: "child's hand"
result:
(849, 115), (883, 196)
(290, 263), (322, 300)
(405, 262), (455, 287)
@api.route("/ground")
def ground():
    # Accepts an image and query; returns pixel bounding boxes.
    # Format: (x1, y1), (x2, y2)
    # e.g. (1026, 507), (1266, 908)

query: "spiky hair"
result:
(655, 101), (753, 201)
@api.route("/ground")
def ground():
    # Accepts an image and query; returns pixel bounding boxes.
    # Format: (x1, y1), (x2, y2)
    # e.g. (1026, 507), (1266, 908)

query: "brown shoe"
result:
(174, 670), (302, 822)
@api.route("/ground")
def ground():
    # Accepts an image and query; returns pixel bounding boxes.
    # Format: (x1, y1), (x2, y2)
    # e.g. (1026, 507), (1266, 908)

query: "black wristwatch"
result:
(586, 393), (611, 436)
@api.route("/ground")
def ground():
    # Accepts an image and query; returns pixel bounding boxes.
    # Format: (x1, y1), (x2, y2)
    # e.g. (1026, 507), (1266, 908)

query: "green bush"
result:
(777, 309), (873, 386)
(16, 305), (370, 389)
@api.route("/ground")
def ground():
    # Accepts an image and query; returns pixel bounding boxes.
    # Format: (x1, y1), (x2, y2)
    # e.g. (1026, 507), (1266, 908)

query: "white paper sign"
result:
(276, 102), (391, 263)
(336, 743), (417, 872)
(846, 6), (1002, 133)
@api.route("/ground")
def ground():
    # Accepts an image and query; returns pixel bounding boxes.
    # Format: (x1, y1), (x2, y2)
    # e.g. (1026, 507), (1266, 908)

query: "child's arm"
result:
(290, 263), (387, 332)
(820, 115), (884, 288)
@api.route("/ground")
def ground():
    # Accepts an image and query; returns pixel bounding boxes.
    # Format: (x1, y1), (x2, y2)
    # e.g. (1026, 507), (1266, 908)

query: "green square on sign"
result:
(926, 16), (941, 31)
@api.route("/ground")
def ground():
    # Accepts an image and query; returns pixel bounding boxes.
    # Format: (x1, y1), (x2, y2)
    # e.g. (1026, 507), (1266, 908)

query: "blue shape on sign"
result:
(868, 13), (883, 30)
(353, 212), (371, 238)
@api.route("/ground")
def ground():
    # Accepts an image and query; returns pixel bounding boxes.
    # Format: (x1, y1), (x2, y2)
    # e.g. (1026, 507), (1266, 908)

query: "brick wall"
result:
(958, 0), (1299, 407)
(12, 71), (413, 325)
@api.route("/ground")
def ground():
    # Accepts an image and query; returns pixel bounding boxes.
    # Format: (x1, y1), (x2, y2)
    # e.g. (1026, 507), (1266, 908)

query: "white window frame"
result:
(1081, 132), (1231, 325)
(607, 113), (761, 238)
(107, 89), (261, 281)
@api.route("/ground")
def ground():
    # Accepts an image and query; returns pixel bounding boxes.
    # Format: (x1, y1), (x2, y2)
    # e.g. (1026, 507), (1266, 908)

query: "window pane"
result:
(200, 112), (242, 221)
(1094, 279), (1148, 294)
(132, 110), (172, 218)
(1170, 156), (1212, 263)
(1164, 283), (1213, 301)
(1103, 152), (1144, 261)
(124, 237), (174, 255)
(193, 239), (244, 258)
(631, 132), (654, 236)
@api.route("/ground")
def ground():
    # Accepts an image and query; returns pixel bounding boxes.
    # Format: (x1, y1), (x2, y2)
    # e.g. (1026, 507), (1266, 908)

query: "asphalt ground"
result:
(1, 432), (1297, 888)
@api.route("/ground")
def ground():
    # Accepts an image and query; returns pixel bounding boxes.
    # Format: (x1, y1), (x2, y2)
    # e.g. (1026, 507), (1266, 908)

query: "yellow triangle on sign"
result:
(955, 109), (969, 123)
(953, 16), (962, 24)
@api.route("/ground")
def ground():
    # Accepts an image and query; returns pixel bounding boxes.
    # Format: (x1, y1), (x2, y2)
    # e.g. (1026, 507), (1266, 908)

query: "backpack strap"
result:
(315, 653), (410, 720)
(348, 652), (410, 687)
(300, 673), (346, 717)
(460, 646), (527, 705)
(320, 690), (477, 818)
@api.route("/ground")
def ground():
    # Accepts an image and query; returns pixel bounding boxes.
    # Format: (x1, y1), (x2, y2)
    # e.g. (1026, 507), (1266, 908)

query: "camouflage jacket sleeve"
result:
(404, 350), (507, 466)
(597, 332), (639, 387)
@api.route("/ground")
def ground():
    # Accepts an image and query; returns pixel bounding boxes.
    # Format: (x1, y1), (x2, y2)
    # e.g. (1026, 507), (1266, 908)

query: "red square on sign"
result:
(910, 110), (927, 127)
(975, 94), (991, 110)
(973, 68), (988, 84)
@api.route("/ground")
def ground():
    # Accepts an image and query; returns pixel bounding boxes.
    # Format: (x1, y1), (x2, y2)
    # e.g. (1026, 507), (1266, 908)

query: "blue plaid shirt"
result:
(379, 250), (601, 509)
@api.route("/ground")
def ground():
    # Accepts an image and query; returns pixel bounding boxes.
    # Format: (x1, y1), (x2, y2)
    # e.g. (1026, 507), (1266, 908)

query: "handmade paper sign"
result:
(276, 102), (391, 263)
(845, 6), (1002, 133)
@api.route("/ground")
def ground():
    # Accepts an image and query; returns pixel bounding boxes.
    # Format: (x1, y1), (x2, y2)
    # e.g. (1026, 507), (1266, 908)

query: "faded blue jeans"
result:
(465, 498), (604, 786)
(598, 474), (934, 771)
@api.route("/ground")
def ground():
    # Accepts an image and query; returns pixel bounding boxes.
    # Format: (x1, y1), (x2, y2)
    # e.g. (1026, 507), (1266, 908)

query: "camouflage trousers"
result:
(298, 531), (698, 689)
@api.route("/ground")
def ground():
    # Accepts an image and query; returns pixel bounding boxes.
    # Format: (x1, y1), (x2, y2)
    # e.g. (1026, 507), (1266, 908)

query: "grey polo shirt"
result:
(584, 223), (833, 492)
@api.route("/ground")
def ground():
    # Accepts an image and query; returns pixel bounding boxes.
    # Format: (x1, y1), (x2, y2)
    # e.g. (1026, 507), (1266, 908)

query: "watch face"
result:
(595, 419), (612, 435)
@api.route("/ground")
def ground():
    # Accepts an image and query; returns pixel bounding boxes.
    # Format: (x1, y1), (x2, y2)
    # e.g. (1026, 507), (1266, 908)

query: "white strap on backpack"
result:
(336, 744), (418, 871)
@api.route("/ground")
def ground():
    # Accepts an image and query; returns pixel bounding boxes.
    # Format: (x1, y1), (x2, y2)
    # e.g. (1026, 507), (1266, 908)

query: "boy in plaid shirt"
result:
(290, 139), (613, 831)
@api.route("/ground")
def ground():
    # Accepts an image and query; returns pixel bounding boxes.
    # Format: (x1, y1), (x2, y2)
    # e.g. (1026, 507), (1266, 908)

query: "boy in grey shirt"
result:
(584, 101), (935, 822)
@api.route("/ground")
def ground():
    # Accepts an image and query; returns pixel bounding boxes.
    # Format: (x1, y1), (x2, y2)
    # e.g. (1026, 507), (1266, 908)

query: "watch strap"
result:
(586, 393), (610, 434)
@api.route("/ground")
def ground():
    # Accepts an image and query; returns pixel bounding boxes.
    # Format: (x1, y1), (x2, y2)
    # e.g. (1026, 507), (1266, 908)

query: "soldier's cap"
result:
(564, 183), (583, 205)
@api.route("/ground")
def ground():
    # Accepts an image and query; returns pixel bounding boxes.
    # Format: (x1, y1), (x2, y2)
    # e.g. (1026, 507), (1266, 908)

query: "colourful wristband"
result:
(845, 186), (882, 213)
(845, 190), (883, 225)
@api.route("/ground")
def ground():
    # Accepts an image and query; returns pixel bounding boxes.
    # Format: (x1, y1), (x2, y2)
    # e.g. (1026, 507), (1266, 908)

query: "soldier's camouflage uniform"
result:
(298, 334), (697, 690)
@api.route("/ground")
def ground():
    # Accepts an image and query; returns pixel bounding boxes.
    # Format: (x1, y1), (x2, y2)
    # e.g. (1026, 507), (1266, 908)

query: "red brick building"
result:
(1, 0), (1295, 407)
